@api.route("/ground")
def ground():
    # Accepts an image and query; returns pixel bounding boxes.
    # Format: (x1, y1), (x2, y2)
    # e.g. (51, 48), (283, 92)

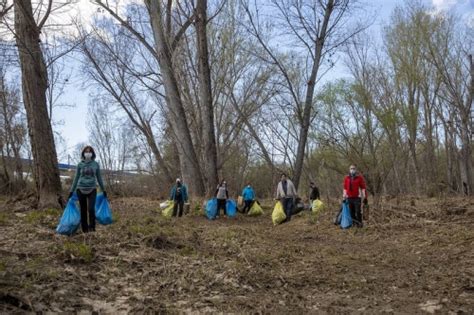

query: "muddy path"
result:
(0, 196), (473, 313)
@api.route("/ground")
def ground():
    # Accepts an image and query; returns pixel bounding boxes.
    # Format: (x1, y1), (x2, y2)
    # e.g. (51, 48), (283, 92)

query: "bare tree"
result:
(12, 0), (62, 207)
(195, 0), (218, 195)
(93, 0), (205, 195)
(0, 66), (27, 192)
(77, 19), (173, 184)
(242, 0), (368, 190)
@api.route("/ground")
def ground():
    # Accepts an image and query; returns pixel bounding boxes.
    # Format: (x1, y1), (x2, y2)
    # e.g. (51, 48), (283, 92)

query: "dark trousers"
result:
(173, 200), (184, 217)
(217, 199), (226, 216)
(348, 197), (362, 226)
(242, 200), (253, 213)
(77, 189), (97, 233)
(281, 197), (294, 222)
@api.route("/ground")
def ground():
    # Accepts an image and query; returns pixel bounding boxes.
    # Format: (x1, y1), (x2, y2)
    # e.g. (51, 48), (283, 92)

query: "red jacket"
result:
(344, 174), (366, 198)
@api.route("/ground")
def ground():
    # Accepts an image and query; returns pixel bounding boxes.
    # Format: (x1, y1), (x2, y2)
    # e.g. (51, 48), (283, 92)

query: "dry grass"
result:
(0, 196), (473, 313)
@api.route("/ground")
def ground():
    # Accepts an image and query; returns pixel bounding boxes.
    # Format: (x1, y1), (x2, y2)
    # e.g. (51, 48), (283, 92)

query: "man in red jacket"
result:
(343, 164), (367, 227)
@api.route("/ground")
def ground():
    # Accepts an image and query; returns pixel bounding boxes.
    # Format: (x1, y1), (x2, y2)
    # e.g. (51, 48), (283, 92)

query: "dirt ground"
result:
(0, 195), (473, 314)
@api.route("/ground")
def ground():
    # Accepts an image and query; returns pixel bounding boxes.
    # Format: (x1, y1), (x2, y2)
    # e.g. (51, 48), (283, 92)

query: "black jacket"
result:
(309, 186), (320, 200)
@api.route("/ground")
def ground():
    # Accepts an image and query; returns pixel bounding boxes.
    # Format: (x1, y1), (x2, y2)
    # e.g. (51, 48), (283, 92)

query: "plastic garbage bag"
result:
(206, 198), (218, 220)
(56, 194), (81, 235)
(160, 201), (170, 209)
(226, 199), (237, 217)
(95, 193), (113, 225)
(272, 201), (286, 225)
(340, 201), (352, 229)
(248, 201), (263, 216)
(312, 200), (325, 215)
(162, 202), (174, 218)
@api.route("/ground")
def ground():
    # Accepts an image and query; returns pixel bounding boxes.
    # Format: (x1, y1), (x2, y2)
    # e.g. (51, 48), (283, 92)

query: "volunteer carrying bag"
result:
(56, 194), (81, 235)
(95, 193), (113, 225)
(272, 201), (286, 225)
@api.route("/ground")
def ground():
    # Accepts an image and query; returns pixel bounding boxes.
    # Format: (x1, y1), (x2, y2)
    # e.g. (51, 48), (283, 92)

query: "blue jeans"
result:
(281, 197), (294, 222)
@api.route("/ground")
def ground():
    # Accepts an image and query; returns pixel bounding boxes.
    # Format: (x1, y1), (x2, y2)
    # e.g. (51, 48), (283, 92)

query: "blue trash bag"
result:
(206, 198), (218, 220)
(56, 194), (81, 235)
(226, 199), (237, 217)
(340, 201), (352, 229)
(95, 193), (113, 225)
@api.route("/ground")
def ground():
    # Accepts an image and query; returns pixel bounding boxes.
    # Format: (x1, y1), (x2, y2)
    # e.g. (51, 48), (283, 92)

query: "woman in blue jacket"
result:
(170, 178), (188, 217)
(241, 183), (255, 214)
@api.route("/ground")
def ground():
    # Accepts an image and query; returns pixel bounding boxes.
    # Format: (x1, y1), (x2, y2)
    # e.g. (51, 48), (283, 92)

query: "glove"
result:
(103, 191), (108, 199)
(68, 192), (73, 200)
(363, 198), (368, 205)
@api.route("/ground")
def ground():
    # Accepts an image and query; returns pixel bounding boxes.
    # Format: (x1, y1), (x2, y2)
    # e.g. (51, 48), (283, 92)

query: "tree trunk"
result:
(146, 0), (205, 196)
(143, 122), (173, 183)
(14, 0), (61, 208)
(293, 0), (334, 190)
(459, 54), (473, 195)
(196, 0), (218, 196)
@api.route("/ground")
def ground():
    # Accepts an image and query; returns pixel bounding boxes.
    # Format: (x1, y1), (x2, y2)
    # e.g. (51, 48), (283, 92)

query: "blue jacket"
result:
(170, 184), (188, 202)
(242, 186), (255, 201)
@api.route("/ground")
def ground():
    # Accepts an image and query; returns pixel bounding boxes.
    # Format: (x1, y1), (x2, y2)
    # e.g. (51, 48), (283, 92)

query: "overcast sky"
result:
(52, 0), (474, 162)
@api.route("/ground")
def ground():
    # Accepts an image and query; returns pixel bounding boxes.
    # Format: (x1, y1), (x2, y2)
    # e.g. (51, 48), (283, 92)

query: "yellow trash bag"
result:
(162, 202), (174, 218)
(272, 201), (286, 225)
(312, 200), (325, 216)
(248, 201), (263, 216)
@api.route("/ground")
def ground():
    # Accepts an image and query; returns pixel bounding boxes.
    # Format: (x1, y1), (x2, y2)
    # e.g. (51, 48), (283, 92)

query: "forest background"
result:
(0, 0), (473, 208)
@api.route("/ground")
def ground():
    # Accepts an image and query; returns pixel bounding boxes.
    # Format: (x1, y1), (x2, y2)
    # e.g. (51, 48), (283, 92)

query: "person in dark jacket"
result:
(170, 178), (188, 217)
(343, 164), (367, 227)
(69, 146), (106, 233)
(309, 181), (320, 205)
(215, 180), (229, 217)
(241, 183), (255, 214)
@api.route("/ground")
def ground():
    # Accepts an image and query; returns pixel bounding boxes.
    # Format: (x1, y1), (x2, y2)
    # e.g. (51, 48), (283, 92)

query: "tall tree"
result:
(242, 0), (367, 189)
(195, 0), (218, 195)
(94, 0), (206, 195)
(13, 0), (62, 207)
(145, 0), (205, 195)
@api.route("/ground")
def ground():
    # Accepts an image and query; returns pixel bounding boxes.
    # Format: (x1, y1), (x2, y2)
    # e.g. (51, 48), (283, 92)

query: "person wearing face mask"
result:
(169, 178), (188, 217)
(69, 146), (106, 233)
(343, 164), (367, 227)
(276, 173), (297, 222)
(241, 183), (255, 214)
(215, 180), (229, 217)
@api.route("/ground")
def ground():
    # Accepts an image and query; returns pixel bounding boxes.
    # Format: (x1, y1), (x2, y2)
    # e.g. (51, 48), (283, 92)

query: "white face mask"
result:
(84, 152), (93, 160)
(350, 169), (356, 176)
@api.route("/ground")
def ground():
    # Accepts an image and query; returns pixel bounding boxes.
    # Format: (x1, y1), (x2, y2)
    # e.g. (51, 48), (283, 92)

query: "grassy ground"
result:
(0, 196), (473, 313)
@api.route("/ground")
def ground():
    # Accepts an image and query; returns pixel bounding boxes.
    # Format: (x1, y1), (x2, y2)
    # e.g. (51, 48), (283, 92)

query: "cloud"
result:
(432, 0), (458, 11)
